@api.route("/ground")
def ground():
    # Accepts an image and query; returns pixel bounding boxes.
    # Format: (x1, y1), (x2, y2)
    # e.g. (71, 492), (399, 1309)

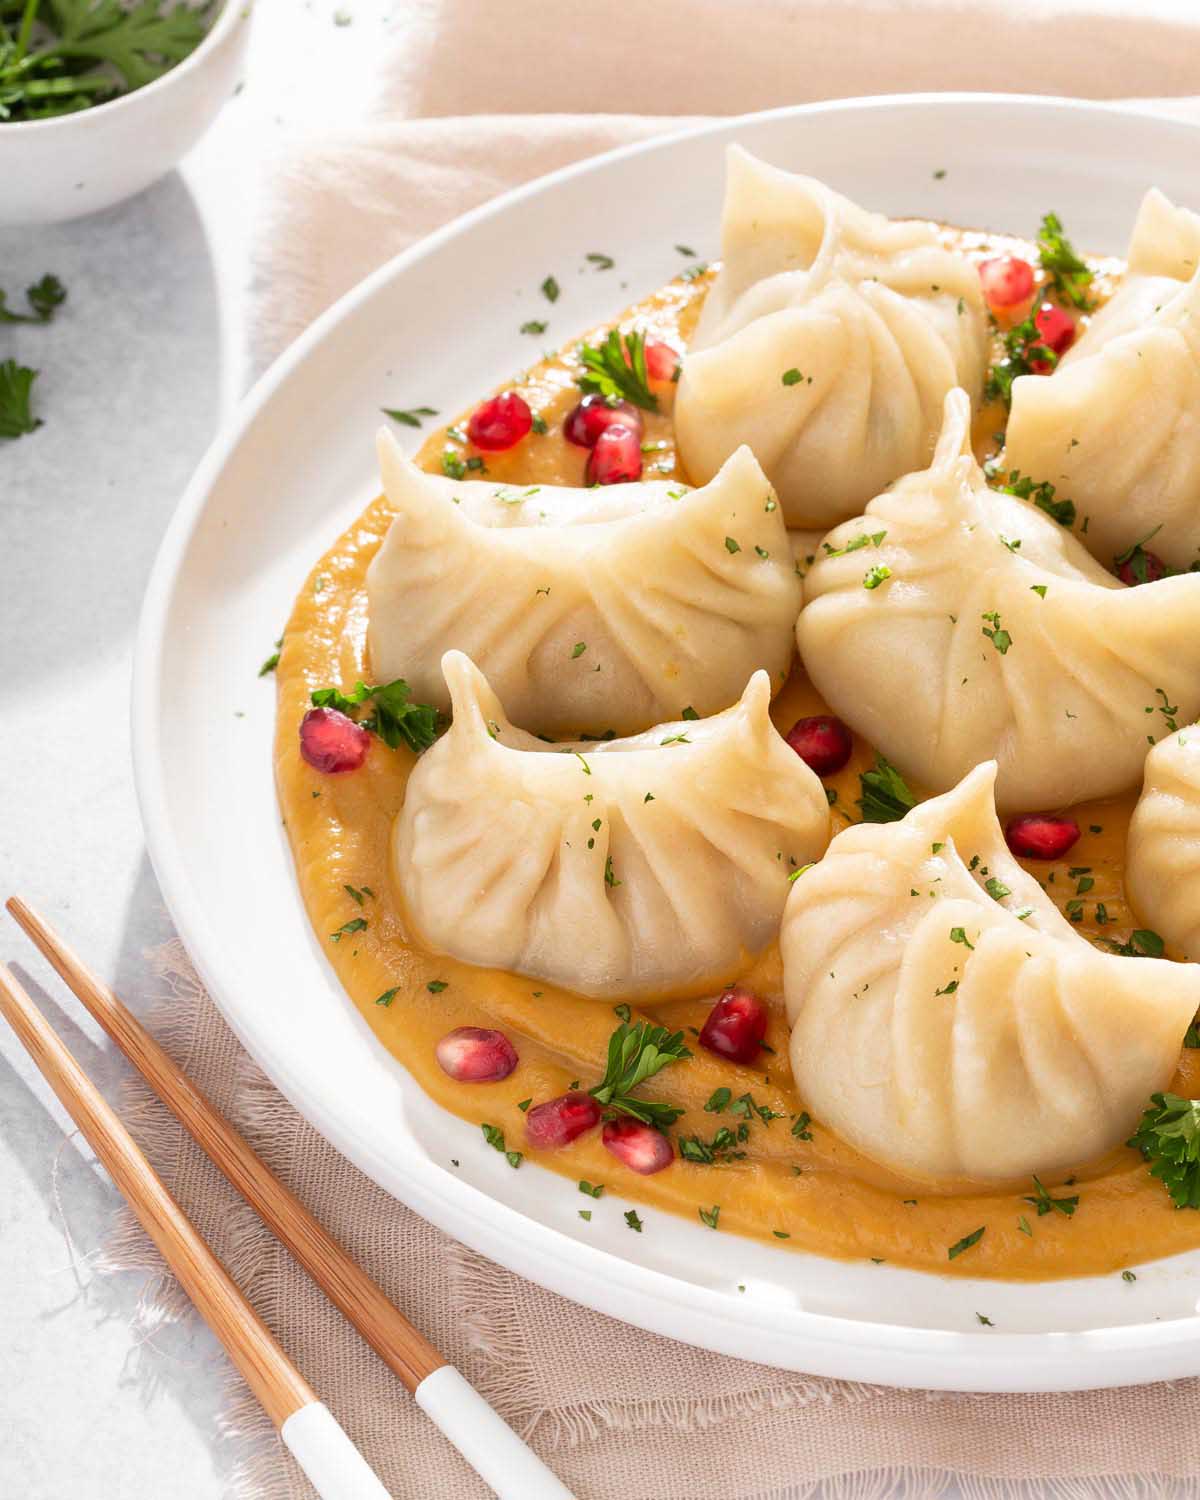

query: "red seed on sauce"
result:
(434, 1027), (518, 1083)
(1005, 813), (1081, 861)
(299, 707), (371, 774)
(1033, 301), (1076, 357)
(563, 393), (643, 448)
(698, 985), (769, 1065)
(602, 1116), (674, 1175)
(785, 715), (853, 777)
(644, 338), (680, 382)
(467, 391), (533, 451)
(1117, 549), (1168, 586)
(585, 422), (643, 485)
(979, 255), (1035, 313)
(524, 1091), (602, 1149)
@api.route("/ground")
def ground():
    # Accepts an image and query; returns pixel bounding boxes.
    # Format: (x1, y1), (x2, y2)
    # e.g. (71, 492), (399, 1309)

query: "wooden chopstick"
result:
(6, 897), (576, 1500)
(0, 959), (391, 1500)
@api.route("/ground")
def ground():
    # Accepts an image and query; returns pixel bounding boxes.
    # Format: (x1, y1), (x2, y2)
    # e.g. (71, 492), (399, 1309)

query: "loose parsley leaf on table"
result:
(0, 358), (41, 439)
(0, 273), (66, 324)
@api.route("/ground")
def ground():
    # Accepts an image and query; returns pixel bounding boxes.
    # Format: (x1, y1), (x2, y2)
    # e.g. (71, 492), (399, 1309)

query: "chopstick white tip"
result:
(281, 1401), (393, 1500)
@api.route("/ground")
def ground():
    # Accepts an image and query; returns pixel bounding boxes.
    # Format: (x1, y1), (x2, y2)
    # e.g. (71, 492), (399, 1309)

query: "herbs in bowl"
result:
(0, 0), (215, 122)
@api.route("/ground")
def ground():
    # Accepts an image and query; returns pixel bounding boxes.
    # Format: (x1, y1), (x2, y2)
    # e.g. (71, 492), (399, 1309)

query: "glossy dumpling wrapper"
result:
(366, 432), (801, 737)
(781, 761), (1200, 1182)
(1005, 188), (1200, 571)
(1127, 725), (1200, 960)
(674, 146), (988, 529)
(796, 389), (1200, 812)
(393, 652), (831, 999)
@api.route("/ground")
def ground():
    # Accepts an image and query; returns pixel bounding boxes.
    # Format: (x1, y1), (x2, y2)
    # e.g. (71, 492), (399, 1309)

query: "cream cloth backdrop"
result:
(109, 3), (1200, 1497)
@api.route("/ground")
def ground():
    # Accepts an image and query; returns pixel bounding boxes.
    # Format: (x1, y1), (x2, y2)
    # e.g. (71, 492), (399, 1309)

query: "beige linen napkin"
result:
(108, 3), (1200, 1497)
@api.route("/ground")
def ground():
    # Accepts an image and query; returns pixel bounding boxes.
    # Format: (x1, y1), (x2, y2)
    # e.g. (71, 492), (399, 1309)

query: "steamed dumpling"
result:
(366, 432), (801, 737)
(781, 761), (1200, 1181)
(1005, 189), (1200, 571)
(796, 389), (1200, 812)
(674, 146), (988, 529)
(394, 652), (830, 998)
(1127, 726), (1200, 960)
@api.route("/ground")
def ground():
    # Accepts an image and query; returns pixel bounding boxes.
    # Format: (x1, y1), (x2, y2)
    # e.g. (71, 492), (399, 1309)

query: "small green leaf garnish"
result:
(382, 405), (437, 428)
(520, 319), (548, 336)
(0, 359), (41, 439)
(579, 1180), (604, 1198)
(1023, 1175), (1079, 1217)
(1128, 1093), (1200, 1208)
(540, 275), (560, 302)
(426, 980), (448, 994)
(863, 563), (892, 590)
(587, 1021), (691, 1128)
(698, 1203), (721, 1229)
(1001, 469), (1076, 528)
(330, 918), (367, 943)
(374, 987), (399, 1007)
(1037, 212), (1094, 311)
(948, 1226), (986, 1260)
(576, 327), (658, 412)
(310, 678), (440, 753)
(624, 1209), (643, 1231)
(858, 756), (916, 824)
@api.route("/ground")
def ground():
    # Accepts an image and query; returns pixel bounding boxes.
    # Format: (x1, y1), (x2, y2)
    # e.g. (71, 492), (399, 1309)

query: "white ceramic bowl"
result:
(0, 0), (251, 226)
(134, 96), (1200, 1392)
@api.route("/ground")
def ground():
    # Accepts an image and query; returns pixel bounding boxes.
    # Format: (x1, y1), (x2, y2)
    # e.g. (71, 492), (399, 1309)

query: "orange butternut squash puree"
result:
(275, 227), (1200, 1279)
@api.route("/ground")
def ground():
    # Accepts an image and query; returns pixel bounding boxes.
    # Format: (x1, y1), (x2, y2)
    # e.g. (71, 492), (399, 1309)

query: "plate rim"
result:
(133, 92), (1200, 1393)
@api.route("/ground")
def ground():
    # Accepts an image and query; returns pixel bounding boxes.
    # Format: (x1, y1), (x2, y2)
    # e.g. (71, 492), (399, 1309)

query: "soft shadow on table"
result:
(0, 170), (222, 694)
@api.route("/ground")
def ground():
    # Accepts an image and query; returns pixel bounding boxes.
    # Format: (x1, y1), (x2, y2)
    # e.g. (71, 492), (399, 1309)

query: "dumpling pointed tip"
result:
(376, 424), (421, 493)
(931, 387), (973, 469)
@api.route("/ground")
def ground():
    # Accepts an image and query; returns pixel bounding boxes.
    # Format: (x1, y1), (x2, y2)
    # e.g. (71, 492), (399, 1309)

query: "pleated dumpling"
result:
(1006, 188), (1200, 572)
(781, 762), (1200, 1181)
(366, 431), (801, 737)
(673, 146), (988, 529)
(1128, 726), (1200, 960)
(796, 389), (1200, 812)
(394, 653), (831, 998)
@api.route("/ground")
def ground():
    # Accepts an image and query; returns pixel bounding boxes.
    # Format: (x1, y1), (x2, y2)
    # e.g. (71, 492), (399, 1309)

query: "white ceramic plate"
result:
(134, 95), (1200, 1392)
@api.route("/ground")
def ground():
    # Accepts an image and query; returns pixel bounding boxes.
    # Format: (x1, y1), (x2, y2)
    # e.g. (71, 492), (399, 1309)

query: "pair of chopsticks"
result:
(1, 897), (575, 1500)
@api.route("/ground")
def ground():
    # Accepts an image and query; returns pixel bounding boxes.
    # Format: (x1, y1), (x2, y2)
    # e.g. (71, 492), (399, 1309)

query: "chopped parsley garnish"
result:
(1037, 212), (1094, 311)
(540, 275), (560, 302)
(382, 404), (437, 428)
(259, 644), (281, 677)
(613, 1003), (632, 1023)
(374, 987), (399, 1007)
(1122, 1269), (1137, 1282)
(578, 1209), (591, 1221)
(0, 359), (41, 440)
(1023, 1175), (1078, 1218)
(579, 1180), (604, 1198)
(520, 319), (548, 336)
(824, 530), (886, 558)
(680, 706), (699, 721)
(985, 317), (1056, 407)
(1114, 525), (1165, 584)
(863, 564), (892, 590)
(481, 1123), (522, 1169)
(576, 327), (658, 412)
(1128, 1093), (1200, 1208)
(624, 1209), (643, 1232)
(976, 1312), (994, 1326)
(950, 927), (975, 950)
(675, 244), (697, 257)
(984, 877), (1011, 902)
(698, 1203), (721, 1230)
(724, 536), (741, 554)
(791, 1112), (813, 1141)
(586, 1021), (691, 1128)
(705, 1087), (732, 1113)
(426, 979), (448, 994)
(981, 610), (1012, 655)
(570, 641), (587, 659)
(585, 252), (615, 271)
(680, 262), (709, 282)
(660, 732), (690, 746)
(1102, 928), (1165, 958)
(679, 1125), (748, 1164)
(781, 368), (803, 386)
(330, 917), (367, 943)
(603, 855), (621, 889)
(1001, 470), (1076, 528)
(310, 678), (440, 753)
(948, 1225), (986, 1260)
(1030, 584), (1048, 599)
(858, 756), (916, 824)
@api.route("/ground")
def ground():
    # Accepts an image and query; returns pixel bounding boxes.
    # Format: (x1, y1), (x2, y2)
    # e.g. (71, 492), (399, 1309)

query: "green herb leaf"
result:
(579, 1180), (604, 1198)
(0, 359), (41, 439)
(587, 1021), (691, 1128)
(858, 756), (917, 824)
(948, 1225), (986, 1260)
(576, 327), (659, 412)
(981, 610), (1012, 655)
(520, 319), (548, 336)
(698, 1203), (721, 1229)
(1001, 469), (1076, 528)
(863, 563), (892, 590)
(330, 917), (367, 943)
(426, 980), (448, 994)
(540, 275), (560, 303)
(1128, 1093), (1200, 1209)
(985, 318), (1057, 408)
(1023, 1175), (1079, 1217)
(382, 405), (437, 428)
(0, 273), (66, 324)
(624, 1209), (643, 1232)
(374, 987), (400, 1007)
(1037, 212), (1094, 311)
(310, 678), (440, 754)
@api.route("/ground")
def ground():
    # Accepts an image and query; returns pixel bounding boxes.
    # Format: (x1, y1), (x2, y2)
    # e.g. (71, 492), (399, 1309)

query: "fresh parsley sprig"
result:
(1000, 469), (1076, 529)
(576, 327), (659, 413)
(310, 678), (440, 753)
(1037, 212), (1094, 312)
(0, 358), (40, 439)
(1128, 1093), (1200, 1209)
(0, 0), (213, 121)
(0, 272), (65, 324)
(985, 316), (1057, 407)
(588, 1021), (691, 1128)
(858, 756), (916, 824)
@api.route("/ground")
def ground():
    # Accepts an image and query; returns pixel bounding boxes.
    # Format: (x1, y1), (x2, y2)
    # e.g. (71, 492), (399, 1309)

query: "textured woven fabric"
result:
(109, 2), (1200, 1495)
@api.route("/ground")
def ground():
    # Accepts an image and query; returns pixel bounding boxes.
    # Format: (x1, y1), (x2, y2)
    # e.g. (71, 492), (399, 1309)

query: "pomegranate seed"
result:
(644, 339), (680, 382)
(524, 1091), (602, 1149)
(979, 255), (1035, 313)
(585, 422), (643, 485)
(563, 393), (642, 448)
(1005, 813), (1081, 861)
(1117, 549), (1168, 586)
(434, 1027), (518, 1083)
(467, 392), (532, 452)
(785, 715), (853, 776)
(1033, 301), (1075, 357)
(698, 985), (769, 1065)
(299, 707), (371, 773)
(602, 1116), (674, 1175)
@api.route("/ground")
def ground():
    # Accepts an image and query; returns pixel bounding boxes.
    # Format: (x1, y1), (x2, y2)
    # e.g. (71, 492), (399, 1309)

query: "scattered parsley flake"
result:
(541, 275), (560, 303)
(863, 563), (892, 590)
(624, 1209), (643, 1232)
(981, 610), (1012, 654)
(382, 404), (437, 428)
(948, 1226), (986, 1260)
(576, 326), (658, 411)
(1128, 1093), (1200, 1208)
(330, 918), (367, 943)
(858, 756), (916, 824)
(374, 987), (399, 1008)
(698, 1204), (721, 1230)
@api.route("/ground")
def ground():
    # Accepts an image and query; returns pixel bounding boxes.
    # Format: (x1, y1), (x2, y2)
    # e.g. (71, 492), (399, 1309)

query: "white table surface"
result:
(2, 5), (1185, 1497)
